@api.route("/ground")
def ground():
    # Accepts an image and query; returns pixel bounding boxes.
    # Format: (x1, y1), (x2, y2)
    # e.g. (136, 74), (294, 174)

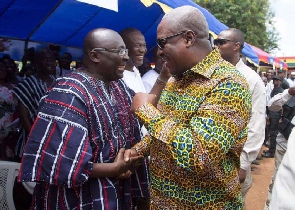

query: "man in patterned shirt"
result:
(124, 6), (251, 209)
(18, 28), (150, 210)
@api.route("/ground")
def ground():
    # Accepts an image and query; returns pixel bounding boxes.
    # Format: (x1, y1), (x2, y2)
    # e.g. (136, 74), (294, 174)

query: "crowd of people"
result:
(0, 5), (294, 210)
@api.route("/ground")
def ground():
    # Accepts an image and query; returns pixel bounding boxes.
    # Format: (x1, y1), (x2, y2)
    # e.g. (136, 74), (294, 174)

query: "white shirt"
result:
(141, 69), (159, 93)
(122, 67), (146, 93)
(266, 80), (274, 105)
(122, 66), (147, 136)
(236, 59), (266, 170)
(267, 89), (293, 150)
(270, 127), (295, 210)
(287, 78), (295, 87)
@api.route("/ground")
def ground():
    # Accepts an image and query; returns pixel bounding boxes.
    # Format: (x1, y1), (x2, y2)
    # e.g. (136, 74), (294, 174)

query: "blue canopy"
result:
(0, 0), (259, 65)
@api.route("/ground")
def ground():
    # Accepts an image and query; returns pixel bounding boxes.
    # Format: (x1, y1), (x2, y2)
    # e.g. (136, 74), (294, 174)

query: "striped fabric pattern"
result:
(12, 75), (55, 157)
(18, 72), (149, 210)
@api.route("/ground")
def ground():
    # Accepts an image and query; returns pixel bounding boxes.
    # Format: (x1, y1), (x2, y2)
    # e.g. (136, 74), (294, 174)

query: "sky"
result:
(270, 0), (295, 57)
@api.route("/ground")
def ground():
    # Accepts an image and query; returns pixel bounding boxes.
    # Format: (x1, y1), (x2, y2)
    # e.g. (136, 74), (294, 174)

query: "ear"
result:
(234, 42), (242, 52)
(88, 51), (100, 63)
(184, 30), (196, 47)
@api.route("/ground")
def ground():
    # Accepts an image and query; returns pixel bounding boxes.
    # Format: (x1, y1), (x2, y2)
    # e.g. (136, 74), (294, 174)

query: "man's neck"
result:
(231, 55), (240, 66)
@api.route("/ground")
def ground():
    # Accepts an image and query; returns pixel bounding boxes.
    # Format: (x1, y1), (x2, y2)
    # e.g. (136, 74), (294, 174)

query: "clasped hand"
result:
(114, 148), (142, 179)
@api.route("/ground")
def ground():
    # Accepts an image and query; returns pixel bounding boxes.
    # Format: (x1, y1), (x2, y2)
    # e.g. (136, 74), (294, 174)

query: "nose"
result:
(139, 46), (147, 53)
(157, 48), (164, 58)
(123, 53), (129, 61)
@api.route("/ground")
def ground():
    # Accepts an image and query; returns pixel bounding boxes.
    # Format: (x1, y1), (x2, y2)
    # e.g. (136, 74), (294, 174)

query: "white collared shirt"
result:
(270, 128), (295, 209)
(236, 59), (266, 170)
(122, 66), (147, 136)
(267, 89), (294, 149)
(141, 69), (159, 93)
(122, 67), (146, 93)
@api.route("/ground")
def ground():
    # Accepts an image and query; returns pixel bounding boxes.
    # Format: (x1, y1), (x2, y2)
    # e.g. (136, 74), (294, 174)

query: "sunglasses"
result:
(91, 47), (128, 56)
(157, 31), (186, 50)
(213, 38), (237, 46)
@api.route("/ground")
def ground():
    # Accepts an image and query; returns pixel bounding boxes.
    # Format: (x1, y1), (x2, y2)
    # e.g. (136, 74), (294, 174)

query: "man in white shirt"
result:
(264, 86), (295, 209)
(119, 28), (149, 210)
(120, 28), (147, 94)
(287, 71), (295, 87)
(142, 47), (163, 93)
(270, 127), (295, 209)
(216, 28), (266, 209)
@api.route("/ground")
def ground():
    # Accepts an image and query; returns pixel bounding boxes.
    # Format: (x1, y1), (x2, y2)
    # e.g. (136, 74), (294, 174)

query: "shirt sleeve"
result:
(268, 89), (292, 112)
(134, 81), (251, 171)
(240, 79), (266, 170)
(19, 88), (93, 188)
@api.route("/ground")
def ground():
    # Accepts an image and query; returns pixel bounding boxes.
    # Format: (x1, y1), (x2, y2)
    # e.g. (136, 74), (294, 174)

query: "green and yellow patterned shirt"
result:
(134, 49), (251, 209)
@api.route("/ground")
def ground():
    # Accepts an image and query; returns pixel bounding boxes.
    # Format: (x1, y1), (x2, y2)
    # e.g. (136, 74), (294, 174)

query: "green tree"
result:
(195, 0), (279, 53)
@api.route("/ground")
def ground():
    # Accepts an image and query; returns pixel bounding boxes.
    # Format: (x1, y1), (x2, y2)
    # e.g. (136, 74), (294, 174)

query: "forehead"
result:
(126, 32), (145, 44)
(98, 33), (125, 48)
(218, 30), (234, 39)
(157, 19), (172, 37)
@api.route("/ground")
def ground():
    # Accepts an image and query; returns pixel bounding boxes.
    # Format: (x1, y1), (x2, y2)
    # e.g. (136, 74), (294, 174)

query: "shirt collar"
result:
(184, 49), (224, 79)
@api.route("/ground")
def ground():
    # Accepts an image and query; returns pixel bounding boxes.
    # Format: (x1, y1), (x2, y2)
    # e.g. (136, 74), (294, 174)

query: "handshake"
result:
(114, 148), (143, 179)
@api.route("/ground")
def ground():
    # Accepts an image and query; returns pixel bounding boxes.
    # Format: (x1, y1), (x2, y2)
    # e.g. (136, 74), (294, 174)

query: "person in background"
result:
(18, 28), (150, 210)
(1, 55), (21, 85)
(12, 47), (56, 162)
(262, 76), (284, 158)
(287, 71), (295, 87)
(56, 52), (73, 77)
(138, 57), (152, 77)
(216, 28), (266, 209)
(120, 28), (149, 142)
(277, 70), (289, 90)
(75, 57), (83, 70)
(264, 86), (295, 209)
(262, 76), (268, 87)
(21, 47), (36, 77)
(0, 59), (17, 150)
(270, 127), (295, 209)
(120, 28), (147, 94)
(264, 69), (274, 147)
(141, 47), (164, 93)
(124, 6), (251, 209)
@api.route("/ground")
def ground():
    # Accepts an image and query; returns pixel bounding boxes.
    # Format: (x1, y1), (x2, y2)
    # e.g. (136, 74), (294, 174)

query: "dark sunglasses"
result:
(213, 38), (237, 46)
(157, 31), (186, 50)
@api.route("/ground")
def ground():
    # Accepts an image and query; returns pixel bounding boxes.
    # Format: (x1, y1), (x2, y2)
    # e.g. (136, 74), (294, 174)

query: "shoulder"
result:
(115, 79), (135, 97)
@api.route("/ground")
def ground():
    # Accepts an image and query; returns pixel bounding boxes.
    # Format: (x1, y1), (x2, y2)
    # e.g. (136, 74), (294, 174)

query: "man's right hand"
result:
(114, 148), (143, 176)
(288, 87), (295, 95)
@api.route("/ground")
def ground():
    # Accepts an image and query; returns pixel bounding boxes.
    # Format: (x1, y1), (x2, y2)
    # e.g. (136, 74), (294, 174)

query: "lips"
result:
(118, 65), (126, 71)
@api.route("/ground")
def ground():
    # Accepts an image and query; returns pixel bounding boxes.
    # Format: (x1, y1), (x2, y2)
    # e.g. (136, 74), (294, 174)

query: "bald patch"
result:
(83, 28), (122, 53)
(162, 6), (209, 39)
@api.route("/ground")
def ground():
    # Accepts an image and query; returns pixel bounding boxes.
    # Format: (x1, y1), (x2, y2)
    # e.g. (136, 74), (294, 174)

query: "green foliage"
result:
(194, 0), (279, 53)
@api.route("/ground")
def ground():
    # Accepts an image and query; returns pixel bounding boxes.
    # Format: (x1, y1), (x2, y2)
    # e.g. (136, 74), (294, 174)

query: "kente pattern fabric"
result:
(12, 74), (55, 157)
(134, 49), (251, 209)
(18, 72), (149, 210)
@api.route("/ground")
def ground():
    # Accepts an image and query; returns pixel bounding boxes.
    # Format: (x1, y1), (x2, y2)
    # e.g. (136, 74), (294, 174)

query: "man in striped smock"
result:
(18, 28), (150, 210)
(12, 48), (56, 161)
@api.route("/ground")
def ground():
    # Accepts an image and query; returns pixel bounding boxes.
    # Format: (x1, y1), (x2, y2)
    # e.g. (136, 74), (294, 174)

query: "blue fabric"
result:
(0, 0), (259, 64)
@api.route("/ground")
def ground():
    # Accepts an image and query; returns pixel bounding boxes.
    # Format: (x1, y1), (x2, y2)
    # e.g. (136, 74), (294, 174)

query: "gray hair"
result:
(162, 6), (209, 39)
